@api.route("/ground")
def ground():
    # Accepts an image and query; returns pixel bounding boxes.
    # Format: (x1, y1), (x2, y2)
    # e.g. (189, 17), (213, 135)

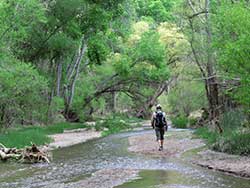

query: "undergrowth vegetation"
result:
(0, 115), (142, 149)
(171, 116), (197, 129)
(95, 115), (142, 136)
(0, 123), (86, 148)
(195, 110), (250, 156)
(171, 116), (188, 128)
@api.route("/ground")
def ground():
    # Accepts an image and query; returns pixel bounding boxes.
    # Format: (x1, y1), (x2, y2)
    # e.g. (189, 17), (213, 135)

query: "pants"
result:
(155, 127), (165, 140)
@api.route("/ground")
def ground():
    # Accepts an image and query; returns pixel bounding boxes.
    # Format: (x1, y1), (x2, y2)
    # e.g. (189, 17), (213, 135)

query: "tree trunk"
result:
(64, 37), (88, 121)
(136, 81), (170, 118)
(204, 0), (222, 133)
(187, 0), (223, 133)
(56, 58), (63, 97)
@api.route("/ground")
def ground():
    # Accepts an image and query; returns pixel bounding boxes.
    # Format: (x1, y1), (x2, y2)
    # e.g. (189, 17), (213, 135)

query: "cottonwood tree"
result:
(180, 0), (222, 132)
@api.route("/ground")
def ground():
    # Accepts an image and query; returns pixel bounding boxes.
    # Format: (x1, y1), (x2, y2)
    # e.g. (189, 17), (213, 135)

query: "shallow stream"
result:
(0, 129), (249, 188)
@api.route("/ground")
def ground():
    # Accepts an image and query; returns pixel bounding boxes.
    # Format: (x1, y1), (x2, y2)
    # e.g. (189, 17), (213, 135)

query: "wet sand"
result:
(128, 129), (205, 157)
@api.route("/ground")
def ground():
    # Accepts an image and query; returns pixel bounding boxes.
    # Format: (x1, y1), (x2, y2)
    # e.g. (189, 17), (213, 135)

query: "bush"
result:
(212, 131), (250, 156)
(220, 109), (246, 130)
(188, 118), (198, 127)
(0, 62), (48, 127)
(195, 126), (250, 156)
(194, 127), (219, 144)
(171, 116), (188, 128)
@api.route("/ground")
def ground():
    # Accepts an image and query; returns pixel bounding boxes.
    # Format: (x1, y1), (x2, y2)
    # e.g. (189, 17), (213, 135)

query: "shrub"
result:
(220, 109), (246, 130)
(212, 131), (250, 156)
(188, 118), (198, 127)
(195, 126), (250, 156)
(0, 62), (48, 127)
(171, 116), (188, 128)
(194, 127), (219, 144)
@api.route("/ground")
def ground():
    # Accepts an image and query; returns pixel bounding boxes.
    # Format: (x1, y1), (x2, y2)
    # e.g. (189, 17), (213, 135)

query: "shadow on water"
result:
(0, 129), (249, 188)
(115, 170), (199, 188)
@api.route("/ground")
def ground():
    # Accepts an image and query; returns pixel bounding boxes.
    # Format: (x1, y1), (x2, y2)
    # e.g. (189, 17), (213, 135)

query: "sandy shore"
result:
(43, 128), (101, 151)
(128, 129), (250, 178)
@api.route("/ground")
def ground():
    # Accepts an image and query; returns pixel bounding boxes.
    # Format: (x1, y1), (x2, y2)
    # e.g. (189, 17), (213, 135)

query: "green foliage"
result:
(135, 0), (176, 23)
(88, 33), (110, 65)
(0, 0), (46, 44)
(220, 109), (246, 130)
(213, 1), (250, 107)
(212, 132), (250, 156)
(0, 128), (51, 149)
(171, 116), (188, 129)
(0, 61), (48, 127)
(134, 31), (166, 67)
(195, 109), (250, 155)
(94, 116), (141, 136)
(195, 126), (250, 156)
(188, 118), (198, 127)
(194, 127), (219, 145)
(48, 33), (77, 56)
(167, 79), (207, 116)
(0, 122), (86, 148)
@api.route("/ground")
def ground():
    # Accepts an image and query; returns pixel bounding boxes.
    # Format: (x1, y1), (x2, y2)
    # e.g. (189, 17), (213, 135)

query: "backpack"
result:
(155, 111), (166, 128)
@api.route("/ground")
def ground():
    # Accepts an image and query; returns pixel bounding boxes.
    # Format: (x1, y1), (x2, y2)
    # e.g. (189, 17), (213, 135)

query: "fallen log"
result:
(0, 143), (50, 163)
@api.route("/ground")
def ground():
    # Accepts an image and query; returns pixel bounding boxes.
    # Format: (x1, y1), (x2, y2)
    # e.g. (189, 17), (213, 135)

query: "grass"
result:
(0, 115), (142, 149)
(194, 126), (250, 156)
(0, 122), (86, 148)
(194, 127), (219, 144)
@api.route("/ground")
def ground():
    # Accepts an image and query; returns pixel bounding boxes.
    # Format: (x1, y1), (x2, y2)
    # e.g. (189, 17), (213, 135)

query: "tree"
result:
(0, 61), (48, 127)
(135, 0), (176, 23)
(178, 0), (222, 132)
(213, 1), (250, 109)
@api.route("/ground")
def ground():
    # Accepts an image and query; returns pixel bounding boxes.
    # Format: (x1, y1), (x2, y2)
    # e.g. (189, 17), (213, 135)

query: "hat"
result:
(156, 104), (161, 110)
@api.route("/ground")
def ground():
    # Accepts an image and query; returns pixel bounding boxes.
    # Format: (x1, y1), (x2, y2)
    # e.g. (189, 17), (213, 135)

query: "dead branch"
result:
(0, 143), (50, 163)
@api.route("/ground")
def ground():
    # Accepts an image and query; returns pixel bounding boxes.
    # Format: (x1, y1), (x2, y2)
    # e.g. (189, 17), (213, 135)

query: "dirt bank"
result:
(193, 150), (250, 178)
(128, 129), (250, 178)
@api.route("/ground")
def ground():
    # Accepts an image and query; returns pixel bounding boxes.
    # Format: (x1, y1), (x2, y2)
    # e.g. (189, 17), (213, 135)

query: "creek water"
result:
(0, 129), (249, 188)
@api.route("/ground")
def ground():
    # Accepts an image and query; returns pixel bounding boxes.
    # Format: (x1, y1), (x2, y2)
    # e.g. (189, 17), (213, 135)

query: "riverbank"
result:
(45, 128), (101, 150)
(0, 123), (88, 149)
(128, 128), (250, 179)
(0, 118), (141, 153)
(193, 149), (250, 178)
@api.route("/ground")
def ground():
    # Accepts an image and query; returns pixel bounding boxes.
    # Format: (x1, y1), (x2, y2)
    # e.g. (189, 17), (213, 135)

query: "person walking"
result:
(151, 104), (167, 151)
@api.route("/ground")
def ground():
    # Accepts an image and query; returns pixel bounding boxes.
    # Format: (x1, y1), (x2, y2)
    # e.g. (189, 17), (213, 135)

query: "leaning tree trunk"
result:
(63, 37), (88, 121)
(136, 81), (169, 118)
